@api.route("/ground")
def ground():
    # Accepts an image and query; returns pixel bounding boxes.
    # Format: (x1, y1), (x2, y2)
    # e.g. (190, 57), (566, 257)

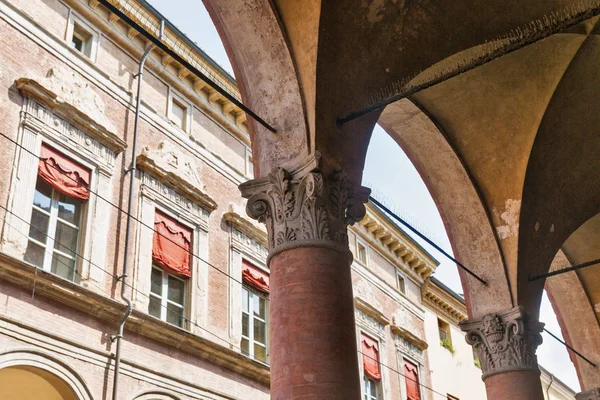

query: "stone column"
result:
(241, 165), (369, 400)
(577, 388), (600, 400)
(460, 306), (545, 400)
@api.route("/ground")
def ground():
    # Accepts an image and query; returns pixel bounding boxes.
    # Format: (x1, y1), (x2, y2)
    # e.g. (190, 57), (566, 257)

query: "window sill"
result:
(0, 251), (270, 385)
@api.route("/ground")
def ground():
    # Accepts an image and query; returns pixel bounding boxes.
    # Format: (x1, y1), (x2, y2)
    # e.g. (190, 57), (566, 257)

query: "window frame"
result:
(402, 357), (422, 400)
(356, 238), (369, 265)
(25, 177), (85, 282)
(241, 284), (269, 364)
(396, 270), (407, 295)
(168, 90), (193, 134)
(66, 12), (99, 61)
(149, 265), (188, 329)
(363, 375), (380, 400)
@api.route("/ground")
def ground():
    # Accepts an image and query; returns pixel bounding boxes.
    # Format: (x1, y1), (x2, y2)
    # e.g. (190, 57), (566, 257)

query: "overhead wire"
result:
(0, 131), (590, 369)
(0, 206), (451, 398)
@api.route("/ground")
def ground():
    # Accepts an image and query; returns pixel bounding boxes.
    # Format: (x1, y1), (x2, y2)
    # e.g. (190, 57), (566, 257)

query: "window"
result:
(397, 272), (406, 294)
(24, 144), (90, 282)
(71, 22), (93, 57)
(357, 241), (367, 264)
(245, 148), (254, 178)
(66, 15), (98, 61)
(364, 376), (379, 400)
(361, 333), (381, 399)
(438, 318), (454, 352)
(241, 286), (269, 363)
(149, 210), (192, 328)
(403, 359), (421, 400)
(25, 178), (83, 281)
(149, 266), (186, 328)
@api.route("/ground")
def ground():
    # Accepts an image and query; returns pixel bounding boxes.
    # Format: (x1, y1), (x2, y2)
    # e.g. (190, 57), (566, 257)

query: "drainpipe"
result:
(546, 373), (555, 400)
(111, 21), (164, 400)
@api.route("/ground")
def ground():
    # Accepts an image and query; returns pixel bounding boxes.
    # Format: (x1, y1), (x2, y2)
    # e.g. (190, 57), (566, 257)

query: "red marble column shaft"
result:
(484, 370), (544, 400)
(269, 245), (361, 400)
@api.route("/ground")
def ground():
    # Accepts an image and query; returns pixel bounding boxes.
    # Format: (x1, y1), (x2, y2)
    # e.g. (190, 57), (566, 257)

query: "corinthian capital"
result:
(459, 306), (544, 380)
(239, 165), (370, 257)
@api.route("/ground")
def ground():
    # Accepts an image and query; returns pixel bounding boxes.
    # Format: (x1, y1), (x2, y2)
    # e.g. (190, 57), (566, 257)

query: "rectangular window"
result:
(149, 266), (186, 328)
(397, 272), (406, 294)
(403, 359), (421, 400)
(71, 22), (93, 57)
(241, 286), (269, 363)
(438, 318), (454, 352)
(24, 144), (90, 282)
(170, 97), (188, 131)
(363, 376), (379, 400)
(357, 241), (367, 264)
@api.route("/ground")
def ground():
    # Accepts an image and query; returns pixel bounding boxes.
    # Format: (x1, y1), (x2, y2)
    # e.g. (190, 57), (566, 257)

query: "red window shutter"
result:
(361, 333), (381, 380)
(152, 211), (192, 278)
(242, 259), (269, 294)
(403, 359), (421, 400)
(38, 144), (91, 200)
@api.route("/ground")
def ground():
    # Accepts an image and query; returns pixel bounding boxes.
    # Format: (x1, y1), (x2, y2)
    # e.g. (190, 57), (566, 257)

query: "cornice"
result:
(136, 152), (218, 212)
(0, 252), (269, 385)
(354, 297), (390, 327)
(353, 203), (437, 280)
(390, 325), (429, 351)
(15, 77), (126, 153)
(223, 211), (268, 247)
(422, 281), (468, 325)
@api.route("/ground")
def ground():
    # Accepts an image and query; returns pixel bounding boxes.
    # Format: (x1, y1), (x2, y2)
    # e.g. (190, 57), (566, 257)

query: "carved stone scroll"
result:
(459, 306), (544, 380)
(239, 165), (370, 256)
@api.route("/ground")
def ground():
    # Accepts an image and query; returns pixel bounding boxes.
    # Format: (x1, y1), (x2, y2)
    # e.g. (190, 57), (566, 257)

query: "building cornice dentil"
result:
(459, 306), (544, 380)
(239, 160), (370, 260)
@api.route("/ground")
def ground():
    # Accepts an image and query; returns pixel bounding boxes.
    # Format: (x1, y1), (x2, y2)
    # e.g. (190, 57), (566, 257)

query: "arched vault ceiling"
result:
(409, 32), (588, 302)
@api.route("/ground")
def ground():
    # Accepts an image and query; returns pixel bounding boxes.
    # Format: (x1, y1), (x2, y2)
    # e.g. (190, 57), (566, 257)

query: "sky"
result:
(145, 0), (580, 391)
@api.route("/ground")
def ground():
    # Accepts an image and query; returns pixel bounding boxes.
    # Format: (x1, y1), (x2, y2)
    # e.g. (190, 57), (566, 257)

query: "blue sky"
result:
(145, 0), (580, 391)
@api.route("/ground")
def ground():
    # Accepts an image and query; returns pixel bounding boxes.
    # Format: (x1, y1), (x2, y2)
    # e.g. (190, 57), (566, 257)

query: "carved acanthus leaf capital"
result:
(239, 166), (370, 256)
(459, 306), (544, 380)
(576, 388), (600, 400)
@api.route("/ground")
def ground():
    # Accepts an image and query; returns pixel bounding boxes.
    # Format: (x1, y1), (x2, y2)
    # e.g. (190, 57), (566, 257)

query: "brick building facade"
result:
(0, 0), (576, 399)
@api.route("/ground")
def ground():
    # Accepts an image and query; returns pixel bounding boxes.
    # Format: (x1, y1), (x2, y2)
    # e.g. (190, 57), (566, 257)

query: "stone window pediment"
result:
(16, 67), (125, 155)
(137, 140), (217, 215)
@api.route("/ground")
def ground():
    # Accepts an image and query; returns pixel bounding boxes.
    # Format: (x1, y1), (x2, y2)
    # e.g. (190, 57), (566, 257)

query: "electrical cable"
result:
(0, 131), (270, 302)
(0, 209), (451, 398)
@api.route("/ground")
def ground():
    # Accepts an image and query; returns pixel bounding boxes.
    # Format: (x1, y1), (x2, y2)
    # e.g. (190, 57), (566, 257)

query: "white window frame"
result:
(396, 270), (407, 295)
(168, 90), (193, 134)
(241, 285), (269, 364)
(25, 178), (84, 281)
(364, 375), (380, 400)
(356, 238), (369, 266)
(438, 318), (452, 344)
(149, 265), (187, 329)
(245, 147), (254, 179)
(66, 12), (100, 62)
(401, 356), (423, 400)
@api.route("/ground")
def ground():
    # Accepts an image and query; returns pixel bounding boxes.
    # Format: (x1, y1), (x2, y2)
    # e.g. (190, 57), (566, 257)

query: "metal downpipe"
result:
(111, 21), (163, 400)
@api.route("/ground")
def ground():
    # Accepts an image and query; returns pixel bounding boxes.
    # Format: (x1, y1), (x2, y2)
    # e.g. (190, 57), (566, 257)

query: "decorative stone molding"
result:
(16, 74), (125, 154)
(239, 163), (370, 257)
(137, 140), (217, 212)
(354, 298), (390, 327)
(460, 306), (544, 380)
(223, 211), (268, 247)
(355, 203), (437, 280)
(577, 388), (600, 400)
(422, 279), (468, 325)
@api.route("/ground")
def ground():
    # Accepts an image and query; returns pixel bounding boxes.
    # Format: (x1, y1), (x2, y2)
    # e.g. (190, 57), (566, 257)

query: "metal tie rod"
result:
(368, 196), (487, 285)
(543, 328), (596, 367)
(97, 0), (277, 133)
(529, 258), (600, 281)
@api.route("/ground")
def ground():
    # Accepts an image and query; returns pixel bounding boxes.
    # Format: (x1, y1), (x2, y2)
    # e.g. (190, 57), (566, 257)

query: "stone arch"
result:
(378, 99), (512, 318)
(0, 348), (93, 400)
(132, 389), (182, 400)
(201, 0), (313, 175)
(544, 214), (600, 390)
